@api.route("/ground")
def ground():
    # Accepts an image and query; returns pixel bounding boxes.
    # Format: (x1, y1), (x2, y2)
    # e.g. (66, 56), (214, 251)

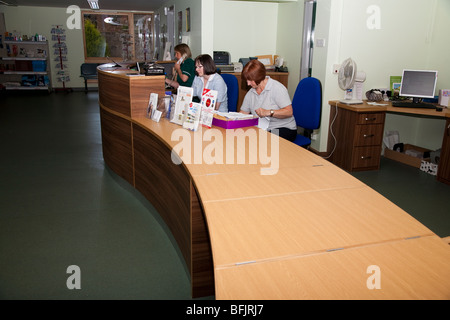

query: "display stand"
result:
(51, 25), (72, 93)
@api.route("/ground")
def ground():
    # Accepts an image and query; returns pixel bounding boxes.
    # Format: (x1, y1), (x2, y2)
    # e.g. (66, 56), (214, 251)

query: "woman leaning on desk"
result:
(240, 59), (297, 142)
(192, 54), (228, 113)
(165, 43), (196, 89)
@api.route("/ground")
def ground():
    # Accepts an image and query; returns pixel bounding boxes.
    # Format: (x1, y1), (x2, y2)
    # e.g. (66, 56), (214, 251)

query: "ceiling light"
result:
(87, 0), (99, 10)
(104, 17), (123, 26)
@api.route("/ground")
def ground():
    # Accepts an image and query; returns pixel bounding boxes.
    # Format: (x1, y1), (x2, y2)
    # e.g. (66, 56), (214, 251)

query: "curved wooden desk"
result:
(98, 66), (450, 299)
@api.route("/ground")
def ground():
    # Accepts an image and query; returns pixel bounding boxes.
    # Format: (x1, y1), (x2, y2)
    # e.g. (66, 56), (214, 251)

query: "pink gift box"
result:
(212, 116), (259, 129)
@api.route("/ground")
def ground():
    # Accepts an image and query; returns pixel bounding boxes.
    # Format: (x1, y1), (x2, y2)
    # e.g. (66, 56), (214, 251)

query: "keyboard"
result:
(391, 101), (436, 109)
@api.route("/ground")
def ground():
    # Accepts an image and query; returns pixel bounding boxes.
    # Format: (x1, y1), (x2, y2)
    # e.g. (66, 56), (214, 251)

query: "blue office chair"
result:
(221, 73), (239, 112)
(292, 77), (322, 147)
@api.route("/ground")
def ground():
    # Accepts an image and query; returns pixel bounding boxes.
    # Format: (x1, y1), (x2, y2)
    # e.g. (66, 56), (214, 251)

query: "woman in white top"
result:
(240, 59), (297, 142)
(192, 54), (228, 113)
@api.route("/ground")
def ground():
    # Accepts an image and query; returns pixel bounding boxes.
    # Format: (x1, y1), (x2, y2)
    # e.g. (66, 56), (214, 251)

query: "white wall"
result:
(313, 0), (449, 152)
(212, 0), (279, 62)
(1, 6), (86, 89)
(276, 1), (304, 98)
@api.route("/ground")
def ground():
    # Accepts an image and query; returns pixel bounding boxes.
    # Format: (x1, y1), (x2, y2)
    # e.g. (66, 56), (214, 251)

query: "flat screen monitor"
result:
(128, 62), (145, 74)
(399, 69), (438, 103)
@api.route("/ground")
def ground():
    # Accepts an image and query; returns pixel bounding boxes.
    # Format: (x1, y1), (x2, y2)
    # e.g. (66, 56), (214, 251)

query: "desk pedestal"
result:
(437, 119), (450, 185)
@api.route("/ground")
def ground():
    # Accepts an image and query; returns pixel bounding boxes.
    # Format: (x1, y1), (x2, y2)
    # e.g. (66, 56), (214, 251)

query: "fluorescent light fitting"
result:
(87, 0), (99, 10)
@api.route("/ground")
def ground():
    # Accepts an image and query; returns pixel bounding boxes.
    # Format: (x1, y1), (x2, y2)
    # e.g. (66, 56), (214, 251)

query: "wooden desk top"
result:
(133, 116), (331, 176)
(215, 235), (450, 300)
(329, 100), (450, 118)
(203, 186), (433, 268)
(193, 165), (363, 202)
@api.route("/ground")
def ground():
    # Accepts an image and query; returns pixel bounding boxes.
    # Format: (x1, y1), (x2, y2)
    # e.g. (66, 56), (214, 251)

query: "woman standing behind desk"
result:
(165, 43), (195, 89)
(240, 59), (297, 142)
(192, 54), (228, 113)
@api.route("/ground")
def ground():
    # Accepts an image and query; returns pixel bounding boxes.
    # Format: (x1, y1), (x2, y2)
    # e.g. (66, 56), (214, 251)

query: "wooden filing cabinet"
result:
(329, 103), (385, 172)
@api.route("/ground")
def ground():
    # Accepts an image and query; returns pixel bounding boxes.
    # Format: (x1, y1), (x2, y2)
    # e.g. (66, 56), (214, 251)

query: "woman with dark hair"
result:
(192, 54), (228, 112)
(165, 43), (195, 88)
(240, 59), (297, 142)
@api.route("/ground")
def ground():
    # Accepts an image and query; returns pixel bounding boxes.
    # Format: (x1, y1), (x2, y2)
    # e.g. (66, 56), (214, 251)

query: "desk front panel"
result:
(99, 107), (134, 185)
(98, 71), (132, 117)
(132, 123), (215, 298)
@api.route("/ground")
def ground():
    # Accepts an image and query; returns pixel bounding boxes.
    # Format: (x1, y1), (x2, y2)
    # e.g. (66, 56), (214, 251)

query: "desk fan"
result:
(338, 57), (366, 104)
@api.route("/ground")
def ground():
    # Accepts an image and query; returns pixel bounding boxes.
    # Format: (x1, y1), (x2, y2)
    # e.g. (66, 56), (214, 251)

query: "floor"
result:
(351, 157), (450, 238)
(0, 91), (449, 300)
(0, 91), (191, 299)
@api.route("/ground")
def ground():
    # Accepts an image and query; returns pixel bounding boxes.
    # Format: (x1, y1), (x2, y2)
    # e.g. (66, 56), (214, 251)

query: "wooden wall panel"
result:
(132, 125), (214, 298)
(99, 68), (214, 298)
(132, 125), (191, 264)
(98, 71), (131, 117)
(130, 76), (166, 118)
(191, 184), (215, 298)
(328, 107), (357, 170)
(99, 108), (134, 185)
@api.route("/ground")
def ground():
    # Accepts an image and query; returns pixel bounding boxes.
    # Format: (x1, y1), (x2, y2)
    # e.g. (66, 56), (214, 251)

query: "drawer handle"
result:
(363, 134), (374, 138)
(365, 117), (377, 121)
(360, 156), (372, 160)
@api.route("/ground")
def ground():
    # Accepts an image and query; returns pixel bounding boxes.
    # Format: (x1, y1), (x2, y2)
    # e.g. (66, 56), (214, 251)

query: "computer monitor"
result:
(128, 62), (146, 74)
(399, 69), (438, 103)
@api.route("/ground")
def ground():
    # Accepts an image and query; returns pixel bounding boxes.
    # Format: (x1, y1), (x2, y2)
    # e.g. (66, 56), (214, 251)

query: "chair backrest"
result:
(292, 77), (322, 130)
(221, 73), (239, 112)
(81, 63), (99, 76)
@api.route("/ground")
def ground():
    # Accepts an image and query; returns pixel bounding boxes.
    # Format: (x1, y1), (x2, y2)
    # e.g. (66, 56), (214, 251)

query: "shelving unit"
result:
(0, 40), (52, 92)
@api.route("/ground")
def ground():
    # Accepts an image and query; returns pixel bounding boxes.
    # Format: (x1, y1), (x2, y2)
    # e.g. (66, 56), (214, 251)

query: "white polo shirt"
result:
(241, 77), (297, 131)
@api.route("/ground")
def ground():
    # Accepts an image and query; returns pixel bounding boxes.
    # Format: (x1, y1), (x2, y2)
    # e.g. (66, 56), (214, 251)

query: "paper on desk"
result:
(258, 117), (270, 130)
(215, 111), (255, 120)
(258, 58), (271, 66)
(367, 102), (389, 106)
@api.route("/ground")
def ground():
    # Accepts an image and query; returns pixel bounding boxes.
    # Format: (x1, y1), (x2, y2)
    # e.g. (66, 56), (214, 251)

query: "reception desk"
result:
(98, 65), (450, 299)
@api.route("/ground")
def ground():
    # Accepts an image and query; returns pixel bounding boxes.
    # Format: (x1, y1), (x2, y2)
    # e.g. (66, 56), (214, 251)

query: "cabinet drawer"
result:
(354, 124), (384, 146)
(356, 113), (385, 125)
(352, 146), (381, 169)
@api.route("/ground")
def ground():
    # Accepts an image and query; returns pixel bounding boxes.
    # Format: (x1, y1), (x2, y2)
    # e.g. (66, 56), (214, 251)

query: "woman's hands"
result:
(173, 62), (188, 83)
(174, 62), (181, 73)
(255, 107), (271, 118)
(254, 105), (293, 118)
